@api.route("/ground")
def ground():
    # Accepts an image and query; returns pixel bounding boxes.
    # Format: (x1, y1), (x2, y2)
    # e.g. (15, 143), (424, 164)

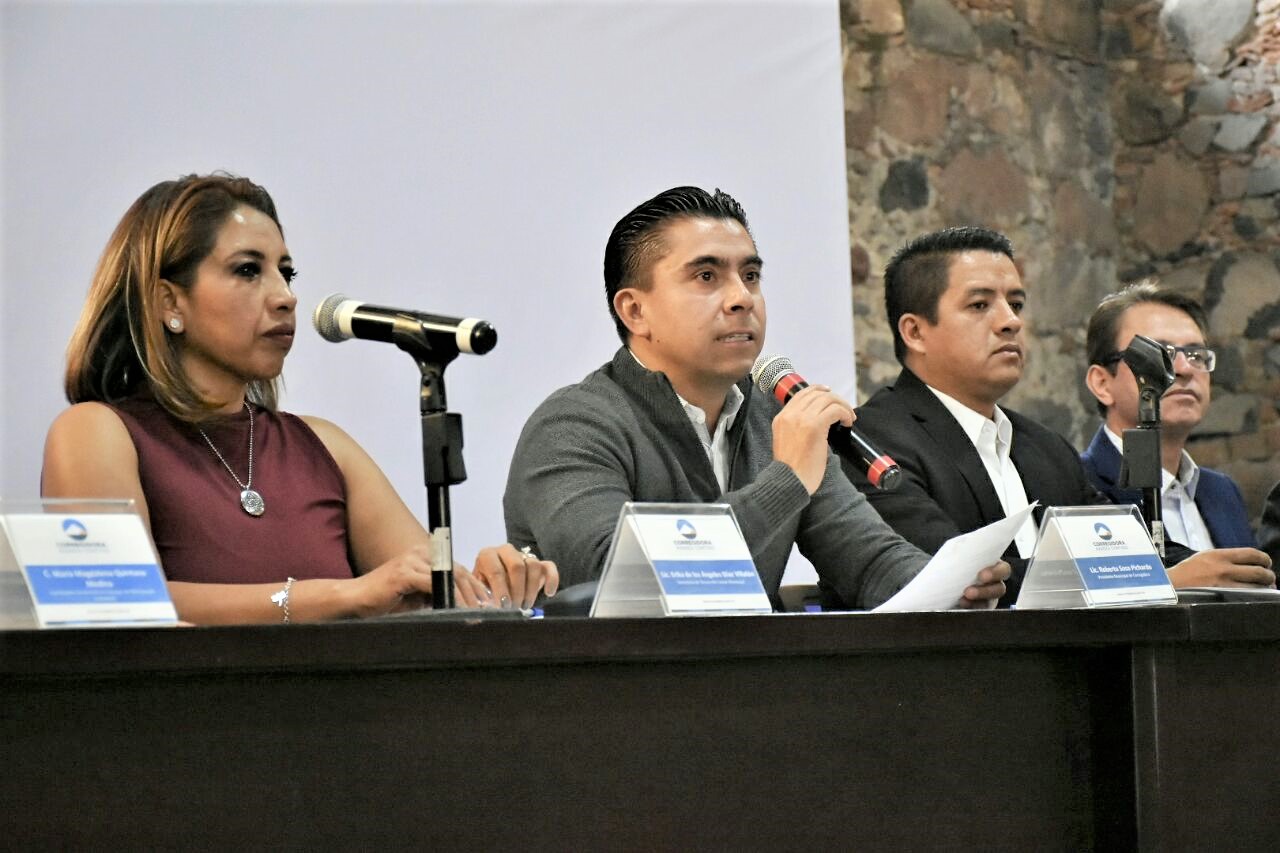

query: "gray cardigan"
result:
(503, 348), (929, 609)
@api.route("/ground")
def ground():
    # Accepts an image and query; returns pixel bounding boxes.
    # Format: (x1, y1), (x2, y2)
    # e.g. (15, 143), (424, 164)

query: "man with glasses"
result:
(1083, 282), (1273, 585)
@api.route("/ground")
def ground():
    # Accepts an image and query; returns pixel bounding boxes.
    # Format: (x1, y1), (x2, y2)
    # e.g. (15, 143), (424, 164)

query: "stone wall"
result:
(842, 0), (1280, 521)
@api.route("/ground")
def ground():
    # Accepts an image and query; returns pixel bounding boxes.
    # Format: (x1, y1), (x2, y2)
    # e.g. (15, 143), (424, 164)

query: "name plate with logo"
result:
(0, 499), (178, 628)
(1015, 505), (1176, 610)
(590, 502), (771, 617)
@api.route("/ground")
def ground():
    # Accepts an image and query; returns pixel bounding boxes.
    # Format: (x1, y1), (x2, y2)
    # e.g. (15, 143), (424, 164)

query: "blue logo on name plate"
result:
(676, 519), (697, 539)
(1094, 522), (1113, 541)
(62, 518), (88, 541)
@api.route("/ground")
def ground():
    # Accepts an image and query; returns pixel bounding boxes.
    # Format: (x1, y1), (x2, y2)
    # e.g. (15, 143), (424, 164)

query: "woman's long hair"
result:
(64, 174), (283, 422)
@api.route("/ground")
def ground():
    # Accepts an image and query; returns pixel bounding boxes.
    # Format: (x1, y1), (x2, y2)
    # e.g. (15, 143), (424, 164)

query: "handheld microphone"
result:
(752, 355), (902, 491)
(312, 293), (497, 357)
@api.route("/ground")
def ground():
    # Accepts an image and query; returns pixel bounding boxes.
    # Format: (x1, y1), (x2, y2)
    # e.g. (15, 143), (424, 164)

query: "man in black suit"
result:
(844, 227), (1272, 603)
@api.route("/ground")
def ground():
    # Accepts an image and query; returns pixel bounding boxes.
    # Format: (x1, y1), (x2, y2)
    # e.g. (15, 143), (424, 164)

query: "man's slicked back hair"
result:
(883, 226), (1014, 363)
(603, 186), (751, 343)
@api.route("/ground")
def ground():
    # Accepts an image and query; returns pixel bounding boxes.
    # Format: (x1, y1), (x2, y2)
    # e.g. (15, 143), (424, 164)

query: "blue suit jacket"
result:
(1079, 426), (1256, 549)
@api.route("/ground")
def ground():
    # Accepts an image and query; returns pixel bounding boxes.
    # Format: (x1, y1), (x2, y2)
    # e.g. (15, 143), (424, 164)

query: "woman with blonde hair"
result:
(43, 173), (557, 623)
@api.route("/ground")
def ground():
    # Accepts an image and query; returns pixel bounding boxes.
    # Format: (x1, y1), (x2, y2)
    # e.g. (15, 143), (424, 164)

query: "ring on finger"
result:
(520, 545), (537, 565)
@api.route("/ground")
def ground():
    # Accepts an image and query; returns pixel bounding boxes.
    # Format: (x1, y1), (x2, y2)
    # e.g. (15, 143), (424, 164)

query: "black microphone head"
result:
(1122, 334), (1174, 392)
(877, 465), (903, 492)
(465, 320), (498, 355)
(751, 354), (795, 395)
(313, 293), (350, 343)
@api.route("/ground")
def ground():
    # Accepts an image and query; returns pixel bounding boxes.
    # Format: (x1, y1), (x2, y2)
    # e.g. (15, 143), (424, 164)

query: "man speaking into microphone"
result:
(502, 187), (1007, 610)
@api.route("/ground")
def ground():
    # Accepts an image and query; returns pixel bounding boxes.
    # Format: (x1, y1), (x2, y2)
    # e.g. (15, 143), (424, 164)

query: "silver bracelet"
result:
(270, 577), (296, 624)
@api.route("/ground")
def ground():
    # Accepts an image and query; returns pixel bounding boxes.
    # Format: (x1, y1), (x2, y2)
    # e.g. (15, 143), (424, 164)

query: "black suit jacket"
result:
(1260, 480), (1280, 569)
(845, 368), (1109, 605)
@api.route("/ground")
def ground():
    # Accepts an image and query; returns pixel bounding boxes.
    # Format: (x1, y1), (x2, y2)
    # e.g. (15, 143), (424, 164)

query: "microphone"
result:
(752, 355), (902, 491)
(1122, 333), (1174, 428)
(312, 293), (497, 357)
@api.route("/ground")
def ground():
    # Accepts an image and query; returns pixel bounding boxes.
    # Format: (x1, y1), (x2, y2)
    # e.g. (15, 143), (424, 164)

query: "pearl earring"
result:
(168, 318), (182, 331)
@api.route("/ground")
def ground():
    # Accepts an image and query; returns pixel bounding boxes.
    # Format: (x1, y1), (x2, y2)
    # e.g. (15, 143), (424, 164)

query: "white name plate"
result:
(591, 502), (772, 618)
(0, 500), (178, 628)
(1016, 505), (1176, 610)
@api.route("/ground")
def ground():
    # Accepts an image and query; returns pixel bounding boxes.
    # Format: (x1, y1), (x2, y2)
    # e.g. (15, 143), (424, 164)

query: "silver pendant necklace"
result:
(198, 402), (265, 517)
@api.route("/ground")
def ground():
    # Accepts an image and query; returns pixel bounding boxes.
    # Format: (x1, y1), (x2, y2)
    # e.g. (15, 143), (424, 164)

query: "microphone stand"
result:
(1117, 335), (1175, 559)
(390, 317), (467, 609)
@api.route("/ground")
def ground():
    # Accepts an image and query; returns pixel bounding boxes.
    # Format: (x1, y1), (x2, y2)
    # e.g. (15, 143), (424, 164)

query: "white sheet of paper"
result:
(872, 503), (1039, 613)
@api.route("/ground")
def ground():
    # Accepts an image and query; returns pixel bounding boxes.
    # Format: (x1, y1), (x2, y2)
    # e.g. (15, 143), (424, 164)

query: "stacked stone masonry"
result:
(842, 0), (1280, 521)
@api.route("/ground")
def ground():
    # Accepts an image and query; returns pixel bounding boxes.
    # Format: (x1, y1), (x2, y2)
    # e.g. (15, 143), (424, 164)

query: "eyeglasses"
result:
(1101, 343), (1216, 373)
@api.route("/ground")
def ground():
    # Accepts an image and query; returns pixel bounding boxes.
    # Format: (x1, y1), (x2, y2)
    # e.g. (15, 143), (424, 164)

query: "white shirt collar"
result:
(924, 383), (1036, 557)
(927, 386), (1013, 452)
(628, 348), (745, 433)
(674, 383), (745, 432)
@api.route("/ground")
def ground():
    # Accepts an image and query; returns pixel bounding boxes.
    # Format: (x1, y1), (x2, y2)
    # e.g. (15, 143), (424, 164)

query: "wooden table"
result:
(2, 605), (1275, 851)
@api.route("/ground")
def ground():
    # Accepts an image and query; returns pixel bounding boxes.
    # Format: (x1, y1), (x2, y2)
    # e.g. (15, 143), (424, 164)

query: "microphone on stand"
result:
(312, 293), (497, 357)
(1118, 334), (1175, 557)
(312, 293), (498, 610)
(752, 354), (902, 491)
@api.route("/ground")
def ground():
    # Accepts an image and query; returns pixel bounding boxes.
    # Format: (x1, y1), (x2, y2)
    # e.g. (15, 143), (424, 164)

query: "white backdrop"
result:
(1, 0), (855, 582)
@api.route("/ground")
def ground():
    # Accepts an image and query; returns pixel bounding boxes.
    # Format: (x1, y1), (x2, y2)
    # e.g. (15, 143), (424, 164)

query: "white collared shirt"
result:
(1103, 427), (1213, 551)
(629, 350), (744, 493)
(928, 387), (1037, 558)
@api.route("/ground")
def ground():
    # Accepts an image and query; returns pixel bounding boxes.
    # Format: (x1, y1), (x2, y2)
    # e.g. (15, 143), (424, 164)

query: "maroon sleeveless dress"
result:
(107, 395), (354, 584)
